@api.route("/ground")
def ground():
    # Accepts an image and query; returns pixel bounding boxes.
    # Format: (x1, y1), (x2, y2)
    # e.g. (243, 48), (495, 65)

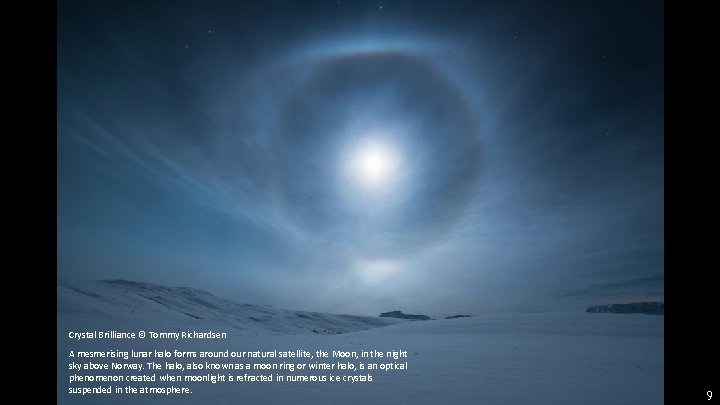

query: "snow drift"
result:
(58, 279), (664, 404)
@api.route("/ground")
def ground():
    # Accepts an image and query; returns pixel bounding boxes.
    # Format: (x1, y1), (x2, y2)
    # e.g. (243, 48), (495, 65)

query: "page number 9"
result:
(709, 391), (713, 400)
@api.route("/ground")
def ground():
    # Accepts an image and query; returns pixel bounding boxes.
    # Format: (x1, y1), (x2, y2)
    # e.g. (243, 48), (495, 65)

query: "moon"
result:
(344, 136), (403, 196)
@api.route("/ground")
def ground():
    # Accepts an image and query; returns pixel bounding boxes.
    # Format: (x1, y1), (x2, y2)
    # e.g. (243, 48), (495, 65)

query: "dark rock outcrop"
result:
(379, 310), (431, 320)
(586, 302), (664, 315)
(445, 315), (471, 319)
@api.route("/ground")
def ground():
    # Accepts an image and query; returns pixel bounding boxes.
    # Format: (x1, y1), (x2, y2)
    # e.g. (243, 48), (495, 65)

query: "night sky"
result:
(58, 0), (664, 317)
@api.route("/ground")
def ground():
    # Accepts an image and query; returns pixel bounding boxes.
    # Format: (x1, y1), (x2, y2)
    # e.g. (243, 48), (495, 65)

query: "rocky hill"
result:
(586, 302), (663, 315)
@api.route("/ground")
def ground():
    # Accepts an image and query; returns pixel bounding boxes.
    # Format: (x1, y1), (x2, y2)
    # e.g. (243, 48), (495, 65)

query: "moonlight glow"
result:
(344, 137), (403, 196)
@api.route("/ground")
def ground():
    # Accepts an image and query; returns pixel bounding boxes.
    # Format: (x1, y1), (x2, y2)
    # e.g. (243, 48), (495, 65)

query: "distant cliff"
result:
(380, 310), (432, 320)
(586, 302), (663, 315)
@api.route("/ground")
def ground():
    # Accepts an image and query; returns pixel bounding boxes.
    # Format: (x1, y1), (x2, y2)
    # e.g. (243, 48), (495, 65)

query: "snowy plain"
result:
(58, 279), (664, 404)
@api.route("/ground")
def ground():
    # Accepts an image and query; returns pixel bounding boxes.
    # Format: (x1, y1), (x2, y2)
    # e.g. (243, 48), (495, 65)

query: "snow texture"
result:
(58, 279), (664, 404)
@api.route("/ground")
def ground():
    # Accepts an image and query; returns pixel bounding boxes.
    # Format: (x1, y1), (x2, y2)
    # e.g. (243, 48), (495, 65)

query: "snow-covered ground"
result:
(58, 279), (664, 404)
